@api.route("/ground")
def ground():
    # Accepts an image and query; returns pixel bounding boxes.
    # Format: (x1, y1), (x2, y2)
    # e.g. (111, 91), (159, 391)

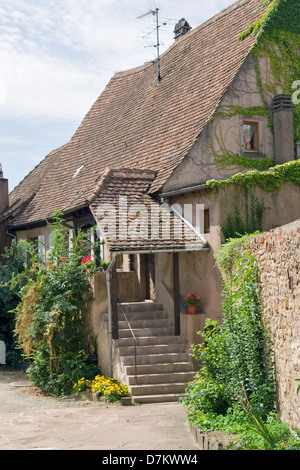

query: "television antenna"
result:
(137, 8), (165, 82)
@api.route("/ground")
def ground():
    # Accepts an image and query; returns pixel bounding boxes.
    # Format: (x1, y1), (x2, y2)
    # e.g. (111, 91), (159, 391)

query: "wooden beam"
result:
(173, 252), (180, 336)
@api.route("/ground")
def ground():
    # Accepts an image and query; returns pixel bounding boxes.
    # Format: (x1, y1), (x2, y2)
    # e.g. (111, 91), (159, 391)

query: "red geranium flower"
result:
(81, 254), (92, 264)
(183, 293), (200, 307)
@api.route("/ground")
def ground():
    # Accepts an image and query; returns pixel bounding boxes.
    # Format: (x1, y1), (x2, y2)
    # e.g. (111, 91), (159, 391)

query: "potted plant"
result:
(183, 293), (200, 314)
(100, 259), (110, 271)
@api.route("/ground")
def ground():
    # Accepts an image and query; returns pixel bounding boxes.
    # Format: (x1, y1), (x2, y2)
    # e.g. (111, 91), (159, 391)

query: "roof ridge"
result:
(112, 0), (259, 81)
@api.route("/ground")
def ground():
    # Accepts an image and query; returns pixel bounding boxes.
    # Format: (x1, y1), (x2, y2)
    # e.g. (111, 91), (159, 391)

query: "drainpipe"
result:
(105, 253), (117, 377)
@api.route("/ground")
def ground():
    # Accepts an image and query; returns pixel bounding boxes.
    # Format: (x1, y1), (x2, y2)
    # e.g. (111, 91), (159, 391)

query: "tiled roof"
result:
(6, 0), (266, 227)
(89, 169), (208, 253)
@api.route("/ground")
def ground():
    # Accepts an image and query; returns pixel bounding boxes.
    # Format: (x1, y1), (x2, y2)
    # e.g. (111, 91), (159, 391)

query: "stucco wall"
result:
(162, 53), (274, 193)
(217, 181), (300, 240)
(155, 249), (223, 325)
(248, 221), (300, 429)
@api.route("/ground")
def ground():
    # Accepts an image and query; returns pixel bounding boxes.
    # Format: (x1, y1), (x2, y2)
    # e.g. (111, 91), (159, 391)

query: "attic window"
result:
(243, 121), (259, 152)
(73, 164), (84, 178)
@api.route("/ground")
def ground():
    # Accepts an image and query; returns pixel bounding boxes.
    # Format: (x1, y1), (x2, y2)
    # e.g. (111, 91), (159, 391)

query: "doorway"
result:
(145, 253), (156, 300)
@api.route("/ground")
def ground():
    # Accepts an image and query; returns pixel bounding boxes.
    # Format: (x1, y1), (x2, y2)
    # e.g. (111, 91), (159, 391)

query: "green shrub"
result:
(11, 212), (100, 395)
(185, 240), (276, 417)
(183, 234), (280, 448)
(0, 240), (28, 369)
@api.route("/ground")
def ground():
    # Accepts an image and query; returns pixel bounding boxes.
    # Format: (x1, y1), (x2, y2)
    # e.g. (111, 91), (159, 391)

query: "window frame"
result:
(242, 120), (259, 153)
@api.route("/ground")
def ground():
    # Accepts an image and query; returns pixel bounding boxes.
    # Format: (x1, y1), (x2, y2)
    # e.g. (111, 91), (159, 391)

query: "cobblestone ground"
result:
(0, 371), (199, 451)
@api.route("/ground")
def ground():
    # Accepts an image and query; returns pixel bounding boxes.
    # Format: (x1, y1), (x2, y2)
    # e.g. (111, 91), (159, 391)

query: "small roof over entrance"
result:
(88, 168), (208, 254)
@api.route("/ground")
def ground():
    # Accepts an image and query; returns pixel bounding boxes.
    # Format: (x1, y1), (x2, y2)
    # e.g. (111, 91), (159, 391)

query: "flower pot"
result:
(187, 305), (197, 314)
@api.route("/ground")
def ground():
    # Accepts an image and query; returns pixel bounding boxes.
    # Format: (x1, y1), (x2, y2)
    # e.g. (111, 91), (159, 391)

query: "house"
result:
(0, 0), (299, 402)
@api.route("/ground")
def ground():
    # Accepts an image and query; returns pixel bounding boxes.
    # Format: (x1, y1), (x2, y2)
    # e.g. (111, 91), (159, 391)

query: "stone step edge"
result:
(121, 393), (187, 405)
(127, 372), (195, 385)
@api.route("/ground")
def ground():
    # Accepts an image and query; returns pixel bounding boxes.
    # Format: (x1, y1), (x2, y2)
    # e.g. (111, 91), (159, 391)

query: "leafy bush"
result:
(182, 234), (287, 449)
(11, 212), (100, 395)
(185, 238), (276, 418)
(0, 240), (28, 369)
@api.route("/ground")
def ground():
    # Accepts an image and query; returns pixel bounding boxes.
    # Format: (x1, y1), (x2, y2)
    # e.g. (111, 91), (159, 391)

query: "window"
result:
(243, 121), (259, 152)
(204, 209), (210, 233)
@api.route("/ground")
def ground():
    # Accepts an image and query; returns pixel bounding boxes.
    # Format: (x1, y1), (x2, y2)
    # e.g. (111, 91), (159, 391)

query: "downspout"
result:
(6, 227), (16, 240)
(105, 253), (117, 377)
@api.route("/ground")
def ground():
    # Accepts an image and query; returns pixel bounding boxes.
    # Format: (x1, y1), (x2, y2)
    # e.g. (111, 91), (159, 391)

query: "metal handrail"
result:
(117, 299), (138, 385)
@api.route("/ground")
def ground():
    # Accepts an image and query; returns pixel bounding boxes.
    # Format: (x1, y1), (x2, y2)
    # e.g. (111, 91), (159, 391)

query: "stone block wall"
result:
(249, 220), (300, 429)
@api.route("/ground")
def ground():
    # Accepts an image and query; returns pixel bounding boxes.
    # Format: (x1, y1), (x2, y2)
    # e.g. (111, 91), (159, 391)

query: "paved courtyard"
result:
(0, 371), (199, 451)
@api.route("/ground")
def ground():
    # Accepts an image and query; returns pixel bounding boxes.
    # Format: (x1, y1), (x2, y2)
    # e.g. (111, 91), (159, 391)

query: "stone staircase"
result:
(113, 301), (196, 404)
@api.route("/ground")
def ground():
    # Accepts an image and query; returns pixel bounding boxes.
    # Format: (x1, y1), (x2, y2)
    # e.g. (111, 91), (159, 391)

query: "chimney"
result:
(272, 95), (295, 164)
(0, 163), (9, 214)
(174, 18), (191, 41)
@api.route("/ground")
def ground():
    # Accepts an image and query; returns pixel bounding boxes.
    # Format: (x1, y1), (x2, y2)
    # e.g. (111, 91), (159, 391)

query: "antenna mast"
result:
(137, 8), (162, 82)
(155, 8), (161, 82)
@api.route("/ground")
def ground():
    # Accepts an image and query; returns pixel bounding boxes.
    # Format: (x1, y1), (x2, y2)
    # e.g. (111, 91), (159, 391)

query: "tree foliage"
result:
(10, 213), (100, 395)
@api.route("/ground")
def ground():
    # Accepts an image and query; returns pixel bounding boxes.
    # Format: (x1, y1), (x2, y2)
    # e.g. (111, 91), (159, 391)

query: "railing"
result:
(117, 299), (138, 385)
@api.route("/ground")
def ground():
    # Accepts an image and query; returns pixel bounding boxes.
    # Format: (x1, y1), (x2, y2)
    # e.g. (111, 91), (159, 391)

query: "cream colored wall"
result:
(155, 189), (224, 327)
(16, 225), (55, 260)
(162, 54), (275, 193)
(155, 180), (300, 336)
(217, 181), (300, 239)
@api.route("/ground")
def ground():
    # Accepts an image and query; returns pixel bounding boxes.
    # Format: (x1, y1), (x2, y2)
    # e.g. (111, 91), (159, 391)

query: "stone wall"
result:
(249, 220), (300, 429)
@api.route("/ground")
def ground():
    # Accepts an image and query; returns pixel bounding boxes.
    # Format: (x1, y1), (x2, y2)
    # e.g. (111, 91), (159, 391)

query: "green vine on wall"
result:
(208, 0), (300, 170)
(207, 159), (300, 194)
(206, 106), (275, 171)
(221, 187), (266, 240)
(239, 0), (300, 141)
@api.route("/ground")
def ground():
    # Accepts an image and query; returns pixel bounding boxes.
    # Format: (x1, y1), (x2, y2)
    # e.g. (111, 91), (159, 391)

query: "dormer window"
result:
(243, 121), (259, 152)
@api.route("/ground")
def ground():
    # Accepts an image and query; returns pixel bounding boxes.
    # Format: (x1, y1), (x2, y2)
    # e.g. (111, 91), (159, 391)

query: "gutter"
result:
(161, 197), (208, 247)
(105, 253), (117, 377)
(109, 247), (209, 255)
(160, 183), (209, 198)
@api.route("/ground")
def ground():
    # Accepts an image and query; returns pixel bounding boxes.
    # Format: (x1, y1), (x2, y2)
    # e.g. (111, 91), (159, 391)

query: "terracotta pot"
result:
(187, 305), (197, 314)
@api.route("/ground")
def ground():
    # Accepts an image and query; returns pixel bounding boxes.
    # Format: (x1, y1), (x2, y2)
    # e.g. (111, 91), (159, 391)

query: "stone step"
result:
(115, 335), (181, 347)
(114, 301), (194, 404)
(127, 371), (195, 385)
(119, 311), (169, 321)
(130, 393), (186, 404)
(102, 310), (169, 322)
(129, 382), (188, 397)
(118, 343), (186, 357)
(118, 302), (163, 313)
(118, 319), (170, 330)
(118, 327), (174, 338)
(124, 361), (194, 376)
(122, 352), (191, 366)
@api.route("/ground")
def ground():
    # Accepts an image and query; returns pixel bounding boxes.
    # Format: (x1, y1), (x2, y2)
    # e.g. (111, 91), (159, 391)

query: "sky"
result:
(0, 0), (235, 192)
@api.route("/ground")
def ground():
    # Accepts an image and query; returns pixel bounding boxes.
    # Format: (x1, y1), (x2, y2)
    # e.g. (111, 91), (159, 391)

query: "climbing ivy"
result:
(207, 159), (300, 194)
(221, 188), (265, 240)
(184, 234), (276, 419)
(208, 0), (300, 169)
(239, 0), (300, 141)
(238, 0), (300, 41)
